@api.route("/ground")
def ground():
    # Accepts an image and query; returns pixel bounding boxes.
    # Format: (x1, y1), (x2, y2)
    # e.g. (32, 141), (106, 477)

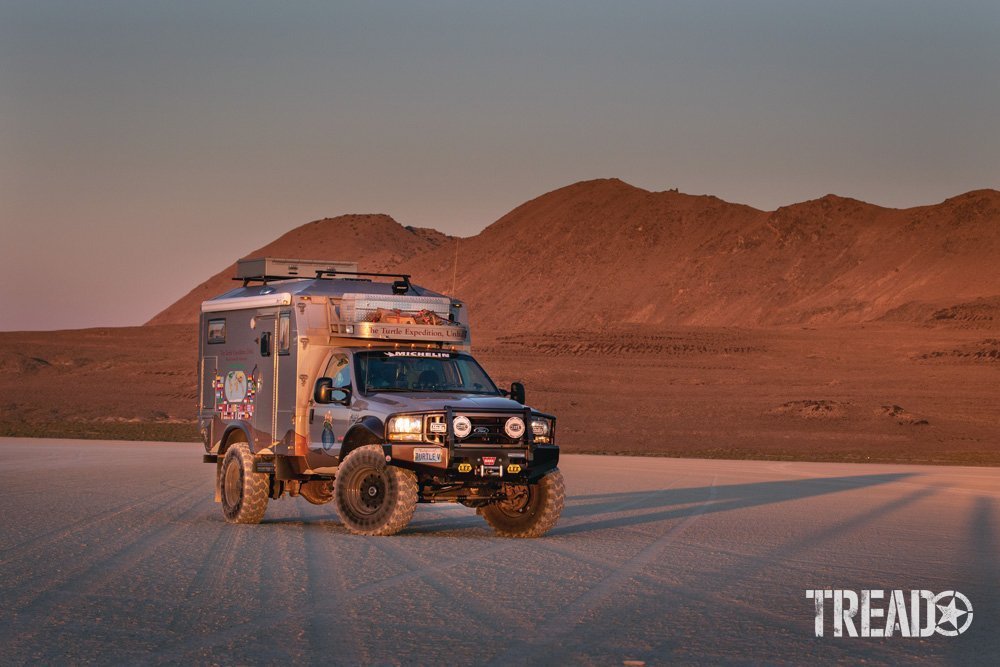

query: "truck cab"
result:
(198, 257), (563, 537)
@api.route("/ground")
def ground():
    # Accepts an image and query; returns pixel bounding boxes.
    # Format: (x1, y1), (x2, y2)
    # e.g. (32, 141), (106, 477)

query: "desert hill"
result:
(148, 179), (1000, 330)
(147, 214), (450, 326)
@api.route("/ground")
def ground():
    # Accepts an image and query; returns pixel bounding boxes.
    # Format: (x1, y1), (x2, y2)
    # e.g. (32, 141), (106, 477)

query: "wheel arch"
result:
(220, 422), (254, 456)
(340, 416), (386, 461)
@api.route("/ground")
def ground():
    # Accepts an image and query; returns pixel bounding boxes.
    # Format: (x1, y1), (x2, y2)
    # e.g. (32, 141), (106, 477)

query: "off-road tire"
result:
(334, 445), (418, 536)
(220, 443), (269, 524)
(481, 469), (565, 538)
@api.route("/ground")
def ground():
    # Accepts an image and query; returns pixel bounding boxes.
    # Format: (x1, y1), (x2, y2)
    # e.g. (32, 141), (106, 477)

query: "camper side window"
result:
(207, 319), (226, 344)
(278, 312), (291, 355)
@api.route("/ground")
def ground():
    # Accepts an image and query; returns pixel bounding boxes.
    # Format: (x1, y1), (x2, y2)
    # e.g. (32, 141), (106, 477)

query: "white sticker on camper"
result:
(360, 323), (467, 341)
(224, 371), (248, 403)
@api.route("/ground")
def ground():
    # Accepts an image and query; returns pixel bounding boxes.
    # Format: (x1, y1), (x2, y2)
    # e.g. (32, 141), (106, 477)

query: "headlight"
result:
(504, 416), (526, 439)
(453, 416), (472, 438)
(531, 418), (552, 443)
(388, 415), (423, 442)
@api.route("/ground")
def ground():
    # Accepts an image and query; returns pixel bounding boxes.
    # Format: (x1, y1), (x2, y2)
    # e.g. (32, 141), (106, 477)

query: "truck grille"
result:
(458, 416), (521, 446)
(423, 411), (528, 446)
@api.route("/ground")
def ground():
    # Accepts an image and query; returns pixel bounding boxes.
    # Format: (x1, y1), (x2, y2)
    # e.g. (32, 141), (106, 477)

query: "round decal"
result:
(453, 416), (472, 438)
(224, 370), (248, 403)
(504, 416), (526, 439)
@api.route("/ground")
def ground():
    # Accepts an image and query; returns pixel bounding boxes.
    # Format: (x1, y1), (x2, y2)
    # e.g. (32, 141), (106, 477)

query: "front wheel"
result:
(481, 469), (565, 538)
(220, 442), (269, 524)
(334, 445), (418, 536)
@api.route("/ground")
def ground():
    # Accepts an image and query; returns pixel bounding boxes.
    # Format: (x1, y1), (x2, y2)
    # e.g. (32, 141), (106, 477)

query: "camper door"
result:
(253, 310), (295, 449)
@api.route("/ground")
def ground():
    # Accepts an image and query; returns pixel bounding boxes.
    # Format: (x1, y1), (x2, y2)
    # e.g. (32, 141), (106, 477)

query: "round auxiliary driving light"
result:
(504, 416), (526, 439)
(453, 416), (472, 438)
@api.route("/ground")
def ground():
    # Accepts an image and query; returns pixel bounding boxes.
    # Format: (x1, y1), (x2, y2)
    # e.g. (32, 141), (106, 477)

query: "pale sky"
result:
(2, 1), (998, 330)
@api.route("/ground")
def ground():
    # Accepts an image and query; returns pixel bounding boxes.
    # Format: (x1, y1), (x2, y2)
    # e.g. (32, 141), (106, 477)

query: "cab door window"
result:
(323, 353), (352, 389)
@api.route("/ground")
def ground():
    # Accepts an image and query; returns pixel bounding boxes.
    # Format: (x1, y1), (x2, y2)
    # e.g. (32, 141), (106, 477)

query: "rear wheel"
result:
(481, 469), (565, 538)
(334, 445), (418, 536)
(220, 442), (269, 524)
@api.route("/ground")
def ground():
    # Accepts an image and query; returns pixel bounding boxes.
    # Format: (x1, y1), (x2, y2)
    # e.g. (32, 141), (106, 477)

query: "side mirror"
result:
(260, 331), (272, 357)
(510, 381), (525, 405)
(314, 377), (334, 403)
(315, 378), (351, 405)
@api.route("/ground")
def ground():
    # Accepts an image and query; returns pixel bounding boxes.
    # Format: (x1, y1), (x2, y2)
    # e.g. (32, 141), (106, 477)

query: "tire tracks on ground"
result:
(488, 475), (719, 665)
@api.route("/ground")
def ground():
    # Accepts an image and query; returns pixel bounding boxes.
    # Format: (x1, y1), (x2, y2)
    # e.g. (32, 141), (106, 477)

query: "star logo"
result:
(934, 590), (974, 636)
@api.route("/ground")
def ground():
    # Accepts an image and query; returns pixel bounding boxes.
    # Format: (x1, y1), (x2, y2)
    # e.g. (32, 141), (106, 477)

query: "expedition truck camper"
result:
(198, 258), (564, 537)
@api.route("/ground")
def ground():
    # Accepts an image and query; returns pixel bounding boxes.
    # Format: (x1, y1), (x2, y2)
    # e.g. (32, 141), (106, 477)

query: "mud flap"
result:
(215, 459), (223, 503)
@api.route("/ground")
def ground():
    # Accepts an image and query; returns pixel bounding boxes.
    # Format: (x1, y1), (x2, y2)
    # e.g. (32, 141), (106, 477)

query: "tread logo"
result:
(806, 589), (972, 637)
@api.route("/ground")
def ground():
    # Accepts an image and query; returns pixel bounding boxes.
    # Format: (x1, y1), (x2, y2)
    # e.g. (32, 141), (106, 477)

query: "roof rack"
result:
(313, 269), (414, 294)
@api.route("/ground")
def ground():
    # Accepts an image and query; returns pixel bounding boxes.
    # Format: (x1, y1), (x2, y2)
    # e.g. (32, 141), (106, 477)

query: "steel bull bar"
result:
(443, 405), (559, 481)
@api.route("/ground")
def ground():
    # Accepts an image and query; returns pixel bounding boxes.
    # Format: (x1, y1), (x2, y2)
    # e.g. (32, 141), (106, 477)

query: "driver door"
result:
(308, 351), (355, 462)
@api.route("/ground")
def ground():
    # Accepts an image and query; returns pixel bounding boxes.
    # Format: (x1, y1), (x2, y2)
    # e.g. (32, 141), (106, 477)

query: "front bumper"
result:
(386, 443), (559, 483)
(383, 406), (559, 483)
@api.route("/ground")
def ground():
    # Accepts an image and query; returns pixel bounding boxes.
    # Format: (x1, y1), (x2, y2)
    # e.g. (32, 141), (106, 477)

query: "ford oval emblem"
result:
(473, 426), (490, 435)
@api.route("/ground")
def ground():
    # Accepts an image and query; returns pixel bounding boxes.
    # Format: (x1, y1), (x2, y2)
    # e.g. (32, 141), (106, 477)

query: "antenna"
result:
(450, 237), (459, 295)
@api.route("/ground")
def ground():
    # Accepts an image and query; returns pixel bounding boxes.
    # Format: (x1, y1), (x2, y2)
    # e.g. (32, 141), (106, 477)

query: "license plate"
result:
(413, 448), (443, 463)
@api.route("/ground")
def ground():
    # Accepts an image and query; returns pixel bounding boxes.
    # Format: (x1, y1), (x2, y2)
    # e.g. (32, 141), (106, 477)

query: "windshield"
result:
(355, 351), (500, 395)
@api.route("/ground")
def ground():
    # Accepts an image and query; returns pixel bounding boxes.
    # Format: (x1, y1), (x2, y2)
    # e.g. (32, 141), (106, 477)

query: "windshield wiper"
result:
(441, 389), (499, 395)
